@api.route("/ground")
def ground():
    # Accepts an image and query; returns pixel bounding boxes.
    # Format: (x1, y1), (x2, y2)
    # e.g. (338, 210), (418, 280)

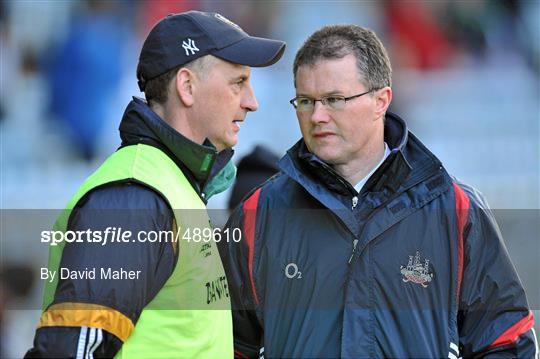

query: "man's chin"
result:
(210, 136), (237, 152)
(222, 139), (238, 151)
(312, 149), (341, 164)
(228, 137), (238, 149)
(305, 142), (332, 160)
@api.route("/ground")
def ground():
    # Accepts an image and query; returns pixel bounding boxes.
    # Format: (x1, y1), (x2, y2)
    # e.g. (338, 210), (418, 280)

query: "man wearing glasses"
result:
(222, 25), (537, 358)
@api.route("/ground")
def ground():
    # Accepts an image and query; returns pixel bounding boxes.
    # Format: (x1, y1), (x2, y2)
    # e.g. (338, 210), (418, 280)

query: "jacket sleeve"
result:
(26, 182), (177, 358)
(457, 184), (537, 358)
(219, 189), (264, 359)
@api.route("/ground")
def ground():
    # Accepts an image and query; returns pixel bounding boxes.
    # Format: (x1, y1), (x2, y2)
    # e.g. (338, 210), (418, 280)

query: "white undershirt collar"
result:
(353, 142), (391, 193)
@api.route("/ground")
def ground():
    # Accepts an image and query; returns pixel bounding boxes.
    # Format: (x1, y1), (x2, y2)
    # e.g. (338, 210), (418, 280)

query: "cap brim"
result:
(212, 36), (285, 67)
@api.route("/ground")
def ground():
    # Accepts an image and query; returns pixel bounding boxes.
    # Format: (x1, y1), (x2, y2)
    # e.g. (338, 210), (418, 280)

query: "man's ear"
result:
(373, 86), (392, 120)
(175, 68), (196, 107)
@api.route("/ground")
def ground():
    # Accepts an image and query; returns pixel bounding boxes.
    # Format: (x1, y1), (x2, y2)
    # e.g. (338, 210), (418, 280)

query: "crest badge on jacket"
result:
(400, 251), (433, 288)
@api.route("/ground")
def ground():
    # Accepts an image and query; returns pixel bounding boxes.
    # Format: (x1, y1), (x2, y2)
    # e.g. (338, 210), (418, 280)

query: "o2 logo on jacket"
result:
(400, 251), (433, 288)
(285, 263), (302, 279)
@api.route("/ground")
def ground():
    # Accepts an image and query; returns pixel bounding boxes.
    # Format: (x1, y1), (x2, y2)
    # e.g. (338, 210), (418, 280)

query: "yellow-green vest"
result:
(39, 144), (233, 358)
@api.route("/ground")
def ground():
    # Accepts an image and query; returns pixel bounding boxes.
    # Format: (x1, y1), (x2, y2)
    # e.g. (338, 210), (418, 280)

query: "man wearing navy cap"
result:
(26, 11), (284, 358)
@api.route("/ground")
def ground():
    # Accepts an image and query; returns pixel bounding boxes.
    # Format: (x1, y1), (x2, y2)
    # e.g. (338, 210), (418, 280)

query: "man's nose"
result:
(242, 83), (259, 112)
(310, 100), (330, 123)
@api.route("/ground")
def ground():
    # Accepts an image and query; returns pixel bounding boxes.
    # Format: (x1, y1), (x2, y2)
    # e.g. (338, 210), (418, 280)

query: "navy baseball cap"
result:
(137, 11), (286, 91)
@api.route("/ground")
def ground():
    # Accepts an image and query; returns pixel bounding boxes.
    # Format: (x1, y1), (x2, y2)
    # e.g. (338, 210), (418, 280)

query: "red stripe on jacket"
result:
(453, 183), (470, 301)
(234, 349), (250, 359)
(489, 311), (535, 349)
(243, 188), (262, 306)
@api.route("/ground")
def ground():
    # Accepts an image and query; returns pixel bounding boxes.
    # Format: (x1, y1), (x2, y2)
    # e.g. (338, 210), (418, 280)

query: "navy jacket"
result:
(222, 113), (537, 358)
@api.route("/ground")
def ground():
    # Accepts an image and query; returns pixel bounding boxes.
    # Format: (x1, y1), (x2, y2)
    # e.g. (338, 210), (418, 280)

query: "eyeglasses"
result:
(289, 90), (373, 112)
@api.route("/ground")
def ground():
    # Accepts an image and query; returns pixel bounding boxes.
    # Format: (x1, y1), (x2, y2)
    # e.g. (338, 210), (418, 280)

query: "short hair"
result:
(138, 55), (216, 106)
(293, 25), (392, 90)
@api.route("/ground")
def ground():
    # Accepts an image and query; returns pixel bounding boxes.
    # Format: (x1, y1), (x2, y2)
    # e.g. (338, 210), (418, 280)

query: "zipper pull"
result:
(348, 239), (359, 264)
(352, 196), (358, 210)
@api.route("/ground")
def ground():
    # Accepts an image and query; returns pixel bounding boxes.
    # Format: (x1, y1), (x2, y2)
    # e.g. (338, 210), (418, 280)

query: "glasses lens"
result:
(324, 96), (346, 110)
(296, 97), (314, 112)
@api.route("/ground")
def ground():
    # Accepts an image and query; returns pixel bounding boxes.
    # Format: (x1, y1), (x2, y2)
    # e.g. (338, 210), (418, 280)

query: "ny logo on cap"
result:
(182, 38), (199, 56)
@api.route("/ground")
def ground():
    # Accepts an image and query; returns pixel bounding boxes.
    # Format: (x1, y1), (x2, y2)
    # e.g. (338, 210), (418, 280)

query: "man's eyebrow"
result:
(295, 90), (343, 97)
(322, 90), (344, 96)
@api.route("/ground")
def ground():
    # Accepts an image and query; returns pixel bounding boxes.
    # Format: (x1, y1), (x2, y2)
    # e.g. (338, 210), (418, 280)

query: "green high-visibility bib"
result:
(41, 144), (233, 358)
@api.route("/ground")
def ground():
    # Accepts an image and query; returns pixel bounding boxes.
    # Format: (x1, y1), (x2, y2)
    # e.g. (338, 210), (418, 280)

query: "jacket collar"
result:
(118, 97), (234, 192)
(280, 112), (441, 198)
